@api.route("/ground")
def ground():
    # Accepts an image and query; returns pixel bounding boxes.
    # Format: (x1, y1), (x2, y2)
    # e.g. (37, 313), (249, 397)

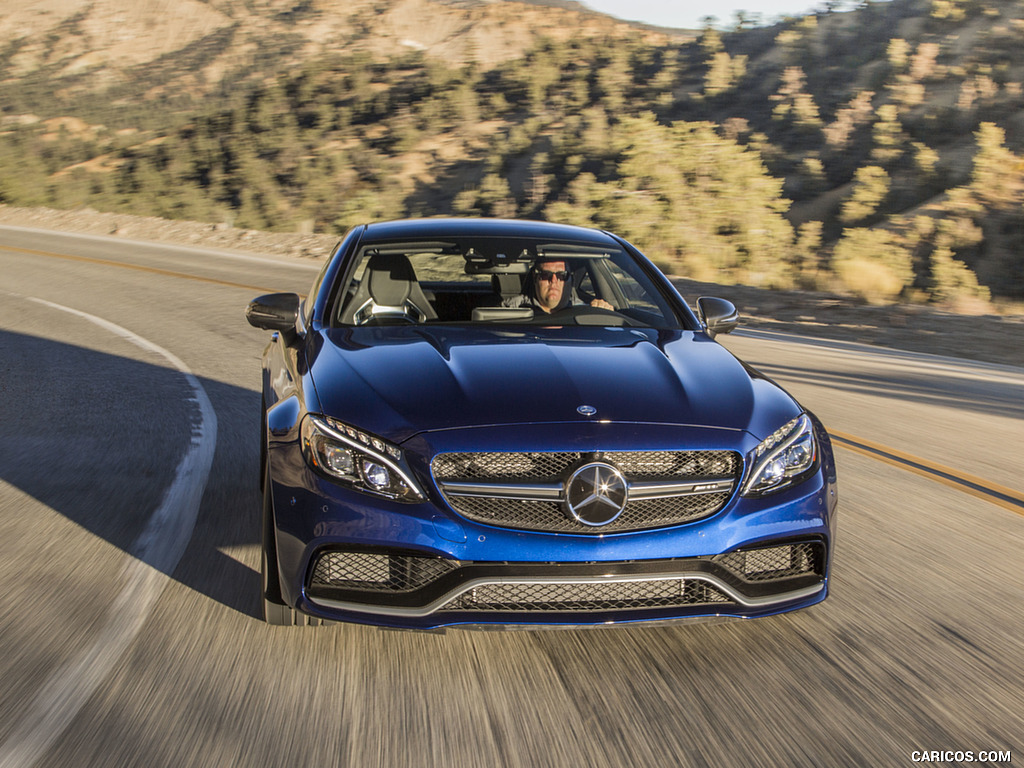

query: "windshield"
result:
(331, 237), (685, 329)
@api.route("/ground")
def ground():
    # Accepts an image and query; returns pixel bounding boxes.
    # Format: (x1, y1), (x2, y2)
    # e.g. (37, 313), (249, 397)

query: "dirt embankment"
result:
(3, 204), (1022, 369)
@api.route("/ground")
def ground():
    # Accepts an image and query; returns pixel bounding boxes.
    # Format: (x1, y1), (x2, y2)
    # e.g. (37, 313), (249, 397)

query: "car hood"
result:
(308, 326), (800, 444)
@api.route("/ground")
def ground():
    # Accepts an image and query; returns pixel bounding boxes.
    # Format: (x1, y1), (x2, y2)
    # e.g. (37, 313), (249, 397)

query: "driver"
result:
(502, 258), (613, 314)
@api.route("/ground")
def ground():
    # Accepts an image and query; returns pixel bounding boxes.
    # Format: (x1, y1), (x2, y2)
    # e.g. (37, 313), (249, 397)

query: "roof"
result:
(359, 217), (620, 246)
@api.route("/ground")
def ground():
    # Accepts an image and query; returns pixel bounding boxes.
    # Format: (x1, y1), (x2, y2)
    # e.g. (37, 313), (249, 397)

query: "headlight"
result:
(301, 415), (425, 502)
(741, 414), (818, 497)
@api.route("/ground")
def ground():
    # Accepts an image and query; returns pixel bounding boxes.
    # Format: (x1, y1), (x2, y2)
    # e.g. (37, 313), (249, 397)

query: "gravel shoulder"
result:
(3, 204), (1022, 369)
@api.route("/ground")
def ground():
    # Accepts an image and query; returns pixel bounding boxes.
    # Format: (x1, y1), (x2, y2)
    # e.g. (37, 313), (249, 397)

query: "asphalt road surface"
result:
(1, 226), (1021, 768)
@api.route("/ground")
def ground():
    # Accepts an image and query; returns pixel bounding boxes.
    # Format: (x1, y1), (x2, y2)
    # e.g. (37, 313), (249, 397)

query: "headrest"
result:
(366, 253), (416, 307)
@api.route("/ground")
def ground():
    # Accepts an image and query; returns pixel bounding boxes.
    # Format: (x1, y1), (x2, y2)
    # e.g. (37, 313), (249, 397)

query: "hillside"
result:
(0, 0), (674, 84)
(0, 0), (1022, 306)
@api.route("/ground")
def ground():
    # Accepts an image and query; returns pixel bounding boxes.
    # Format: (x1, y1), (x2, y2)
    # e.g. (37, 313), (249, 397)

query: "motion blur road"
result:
(1, 226), (1021, 767)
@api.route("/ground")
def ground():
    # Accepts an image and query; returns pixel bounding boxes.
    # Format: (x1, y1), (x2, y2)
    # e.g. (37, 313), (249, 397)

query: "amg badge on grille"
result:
(564, 462), (628, 526)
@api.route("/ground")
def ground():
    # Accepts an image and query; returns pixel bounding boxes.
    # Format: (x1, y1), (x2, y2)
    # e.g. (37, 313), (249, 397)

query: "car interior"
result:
(332, 240), (682, 328)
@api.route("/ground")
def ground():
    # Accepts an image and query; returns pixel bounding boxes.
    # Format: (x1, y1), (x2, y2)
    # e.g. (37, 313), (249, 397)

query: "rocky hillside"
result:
(0, 0), (676, 88)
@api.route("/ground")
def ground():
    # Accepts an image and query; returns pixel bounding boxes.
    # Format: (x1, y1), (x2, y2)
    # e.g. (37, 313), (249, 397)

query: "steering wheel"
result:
(548, 305), (639, 327)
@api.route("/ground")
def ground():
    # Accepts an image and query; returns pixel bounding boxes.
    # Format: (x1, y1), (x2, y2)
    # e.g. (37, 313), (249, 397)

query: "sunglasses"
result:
(536, 269), (569, 282)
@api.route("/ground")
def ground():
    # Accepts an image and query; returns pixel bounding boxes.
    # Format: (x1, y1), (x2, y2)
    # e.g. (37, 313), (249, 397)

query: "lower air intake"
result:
(444, 579), (733, 613)
(311, 551), (460, 593)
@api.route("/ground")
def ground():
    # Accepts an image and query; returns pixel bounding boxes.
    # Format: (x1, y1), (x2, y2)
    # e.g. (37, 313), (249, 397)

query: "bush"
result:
(832, 227), (914, 303)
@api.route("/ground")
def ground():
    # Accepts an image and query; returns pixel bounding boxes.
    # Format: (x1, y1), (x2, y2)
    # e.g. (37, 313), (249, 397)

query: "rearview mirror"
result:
(246, 293), (300, 333)
(696, 297), (739, 339)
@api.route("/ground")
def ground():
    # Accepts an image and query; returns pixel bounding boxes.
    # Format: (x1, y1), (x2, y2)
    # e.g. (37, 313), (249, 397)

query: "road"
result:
(1, 226), (1021, 767)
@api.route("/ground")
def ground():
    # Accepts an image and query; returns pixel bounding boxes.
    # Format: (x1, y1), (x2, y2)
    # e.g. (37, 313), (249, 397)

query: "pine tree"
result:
(840, 165), (891, 224)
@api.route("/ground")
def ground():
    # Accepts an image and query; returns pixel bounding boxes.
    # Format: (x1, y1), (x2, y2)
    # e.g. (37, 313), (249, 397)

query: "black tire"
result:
(259, 396), (268, 492)
(261, 464), (326, 626)
(261, 466), (292, 625)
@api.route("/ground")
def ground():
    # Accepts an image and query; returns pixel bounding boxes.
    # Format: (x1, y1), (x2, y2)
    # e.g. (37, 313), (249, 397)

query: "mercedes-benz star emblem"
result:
(564, 462), (628, 526)
(577, 405), (597, 417)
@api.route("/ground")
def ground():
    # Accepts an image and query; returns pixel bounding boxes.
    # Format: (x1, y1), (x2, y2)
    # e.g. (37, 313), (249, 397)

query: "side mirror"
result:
(696, 297), (739, 339)
(246, 293), (301, 334)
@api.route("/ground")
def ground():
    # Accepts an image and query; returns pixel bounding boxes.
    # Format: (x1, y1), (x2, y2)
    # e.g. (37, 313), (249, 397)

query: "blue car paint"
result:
(307, 327), (800, 443)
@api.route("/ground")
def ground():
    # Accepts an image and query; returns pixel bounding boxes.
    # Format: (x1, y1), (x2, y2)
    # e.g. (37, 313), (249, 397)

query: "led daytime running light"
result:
(335, 421), (401, 459)
(755, 416), (801, 458)
(742, 414), (817, 496)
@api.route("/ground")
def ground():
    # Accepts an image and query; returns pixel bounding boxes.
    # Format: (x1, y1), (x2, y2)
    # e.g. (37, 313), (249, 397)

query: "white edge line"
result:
(0, 296), (218, 768)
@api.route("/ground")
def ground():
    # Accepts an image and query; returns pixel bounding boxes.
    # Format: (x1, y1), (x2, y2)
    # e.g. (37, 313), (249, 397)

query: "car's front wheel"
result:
(261, 467), (292, 625)
(261, 466), (327, 626)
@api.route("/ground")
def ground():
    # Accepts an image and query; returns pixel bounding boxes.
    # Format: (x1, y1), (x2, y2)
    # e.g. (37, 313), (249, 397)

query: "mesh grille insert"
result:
(715, 542), (823, 582)
(444, 494), (732, 533)
(603, 451), (738, 477)
(445, 579), (733, 612)
(311, 551), (460, 593)
(432, 452), (581, 481)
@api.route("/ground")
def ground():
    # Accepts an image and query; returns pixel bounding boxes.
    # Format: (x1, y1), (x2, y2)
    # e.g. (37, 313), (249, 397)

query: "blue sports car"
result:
(247, 218), (837, 628)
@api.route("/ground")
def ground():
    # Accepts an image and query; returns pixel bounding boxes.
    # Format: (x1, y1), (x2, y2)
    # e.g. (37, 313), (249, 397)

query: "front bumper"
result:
(267, 420), (838, 629)
(270, 475), (835, 629)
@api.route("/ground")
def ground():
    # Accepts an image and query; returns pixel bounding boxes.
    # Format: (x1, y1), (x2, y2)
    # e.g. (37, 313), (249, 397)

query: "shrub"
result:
(832, 227), (914, 303)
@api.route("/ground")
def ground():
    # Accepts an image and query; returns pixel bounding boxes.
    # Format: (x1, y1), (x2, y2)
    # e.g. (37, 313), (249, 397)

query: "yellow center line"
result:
(1, 243), (281, 295)
(829, 429), (1024, 516)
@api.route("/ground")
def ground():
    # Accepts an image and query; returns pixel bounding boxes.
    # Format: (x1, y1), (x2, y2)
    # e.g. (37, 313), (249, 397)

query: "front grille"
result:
(444, 579), (732, 613)
(432, 449), (741, 533)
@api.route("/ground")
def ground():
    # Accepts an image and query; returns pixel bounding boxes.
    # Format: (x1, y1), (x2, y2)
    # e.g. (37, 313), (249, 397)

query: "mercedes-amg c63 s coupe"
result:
(246, 218), (838, 628)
